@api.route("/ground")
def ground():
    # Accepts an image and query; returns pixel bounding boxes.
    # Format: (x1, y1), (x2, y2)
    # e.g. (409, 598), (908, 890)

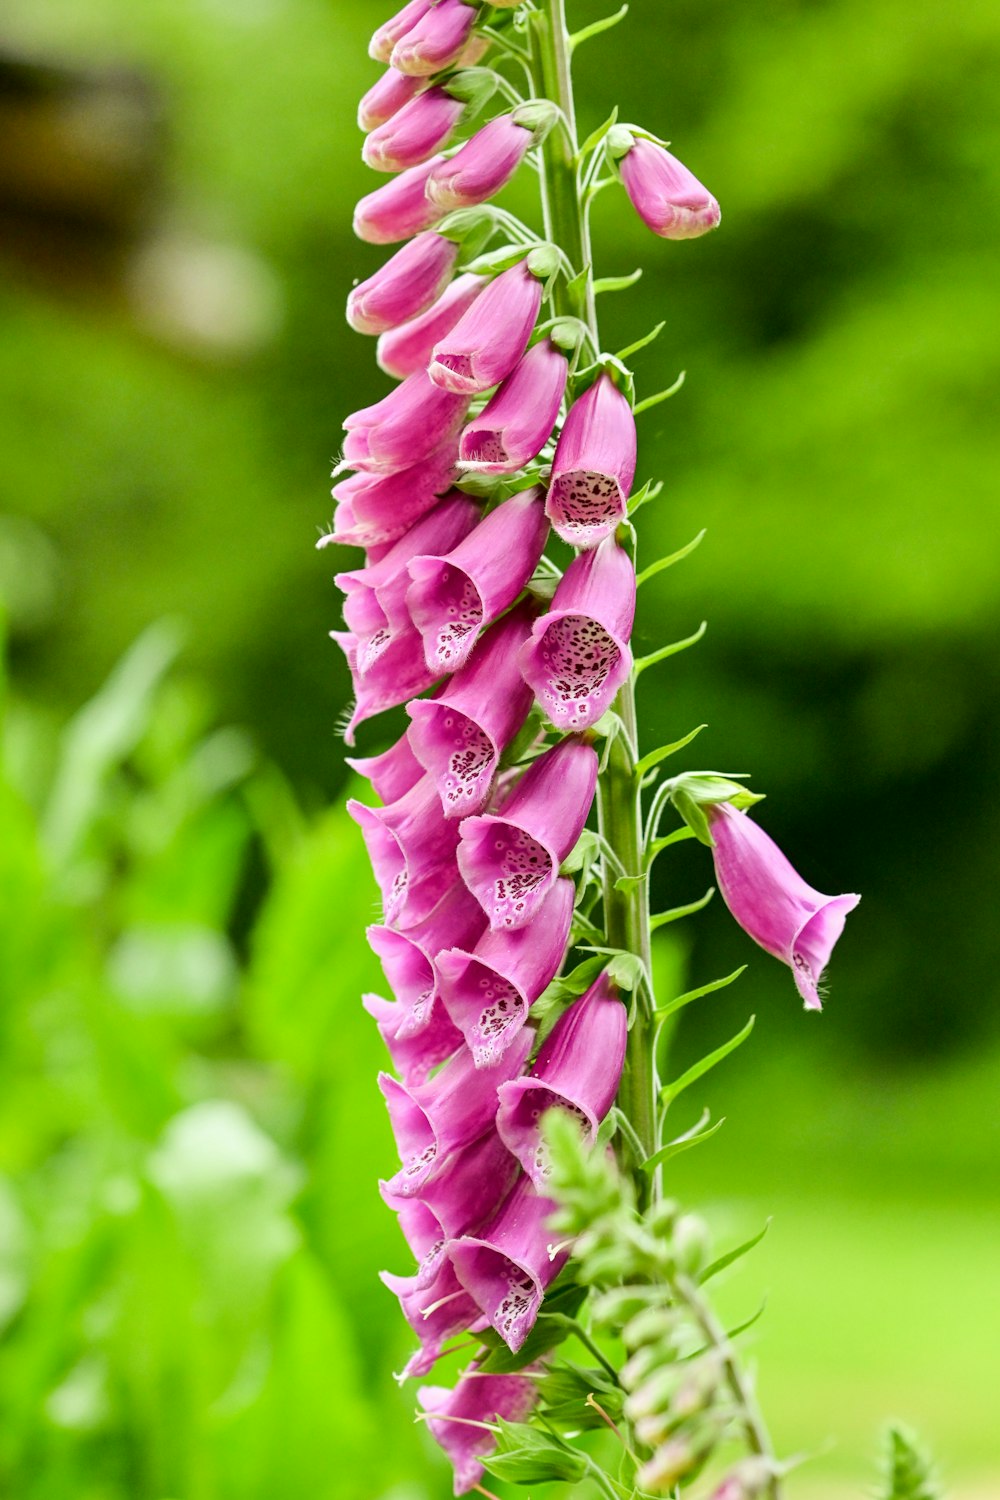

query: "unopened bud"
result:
(710, 1456), (779, 1500)
(637, 1437), (700, 1494)
(622, 1303), (677, 1351)
(672, 1212), (712, 1275)
(615, 131), (722, 241)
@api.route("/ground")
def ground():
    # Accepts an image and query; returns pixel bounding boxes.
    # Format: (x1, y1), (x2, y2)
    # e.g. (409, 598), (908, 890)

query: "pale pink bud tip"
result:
(620, 137), (721, 241)
(369, 0), (433, 63)
(708, 803), (860, 1010)
(353, 155), (447, 245)
(362, 87), (464, 174)
(390, 0), (477, 77)
(426, 114), (534, 212)
(357, 69), (423, 133)
(346, 232), (458, 336)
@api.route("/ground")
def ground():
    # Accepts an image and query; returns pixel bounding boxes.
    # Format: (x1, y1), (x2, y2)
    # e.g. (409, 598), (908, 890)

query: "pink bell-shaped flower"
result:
(418, 1363), (538, 1494)
(363, 86), (465, 173)
(546, 372), (637, 546)
(406, 600), (536, 818)
(448, 1176), (568, 1352)
(519, 536), (636, 731)
(390, 0), (476, 76)
(353, 154), (447, 244)
(369, 0), (434, 63)
(326, 455), (459, 551)
(618, 135), (721, 240)
(429, 260), (544, 395)
(458, 339), (568, 473)
(347, 232), (458, 336)
(457, 736), (598, 929)
(358, 67), (424, 132)
(406, 486), (549, 677)
(381, 1259), (485, 1380)
(346, 732), (425, 804)
(426, 114), (534, 211)
(343, 370), (468, 475)
(365, 991), (464, 1084)
(496, 970), (627, 1189)
(377, 272), (487, 379)
(437, 877), (575, 1066)
(347, 773), (462, 927)
(707, 803), (860, 1010)
(379, 1027), (533, 1196)
(331, 620), (437, 745)
(366, 880), (488, 1036)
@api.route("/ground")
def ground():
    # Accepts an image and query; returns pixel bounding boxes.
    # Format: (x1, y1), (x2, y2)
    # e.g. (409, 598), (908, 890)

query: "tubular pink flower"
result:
(448, 1176), (568, 1352)
(619, 136), (721, 240)
(347, 232), (459, 336)
(366, 881), (488, 1035)
(457, 736), (598, 929)
(496, 970), (627, 1189)
(377, 273), (487, 380)
(406, 601), (536, 817)
(426, 114), (535, 211)
(363, 87), (465, 174)
(353, 154), (447, 244)
(379, 1028), (533, 1197)
(389, 0), (476, 77)
(428, 261), (544, 395)
(346, 732), (424, 804)
(347, 773), (462, 927)
(458, 340), (568, 474)
(365, 991), (464, 1084)
(405, 485), (549, 676)
(437, 877), (575, 1066)
(358, 67), (424, 132)
(519, 536), (636, 731)
(381, 1260), (485, 1380)
(326, 454), (459, 551)
(369, 0), (434, 63)
(546, 372), (637, 547)
(331, 622), (437, 745)
(343, 370), (468, 476)
(707, 803), (860, 1011)
(419, 1363), (539, 1495)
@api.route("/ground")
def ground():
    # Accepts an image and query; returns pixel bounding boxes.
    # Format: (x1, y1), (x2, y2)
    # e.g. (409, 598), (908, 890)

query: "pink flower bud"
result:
(363, 87), (465, 174)
(377, 271), (487, 379)
(353, 154), (447, 244)
(419, 1363), (539, 1494)
(390, 0), (477, 77)
(496, 970), (627, 1189)
(546, 372), (637, 547)
(619, 136), (721, 240)
(381, 1259), (485, 1380)
(707, 803), (860, 1010)
(343, 370), (468, 475)
(426, 114), (534, 211)
(406, 600), (536, 818)
(428, 260), (544, 395)
(347, 232), (458, 335)
(519, 536), (636, 731)
(457, 736), (598, 930)
(326, 455), (459, 551)
(406, 486), (549, 676)
(348, 773), (462, 927)
(366, 880), (487, 1037)
(369, 0), (433, 63)
(357, 68), (424, 132)
(437, 878), (575, 1066)
(449, 1176), (568, 1352)
(459, 339), (568, 473)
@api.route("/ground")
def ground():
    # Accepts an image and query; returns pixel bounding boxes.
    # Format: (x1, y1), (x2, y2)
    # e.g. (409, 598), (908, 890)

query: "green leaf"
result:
(615, 321), (665, 362)
(633, 369), (686, 414)
(483, 1423), (587, 1484)
(655, 966), (748, 1022)
(636, 529), (706, 587)
(577, 106), (619, 160)
(650, 886), (715, 931)
(660, 1015), (756, 1107)
(535, 956), (606, 1010)
(700, 1220), (771, 1284)
(671, 786), (714, 846)
(463, 242), (531, 276)
(880, 1425), (942, 1500)
(560, 827), (601, 877)
(477, 1284), (588, 1374)
(605, 951), (646, 992)
(627, 478), (664, 515)
(641, 1113), (727, 1172)
(648, 826), (698, 859)
(593, 267), (642, 296)
(569, 5), (629, 53)
(634, 620), (707, 676)
(635, 724), (707, 778)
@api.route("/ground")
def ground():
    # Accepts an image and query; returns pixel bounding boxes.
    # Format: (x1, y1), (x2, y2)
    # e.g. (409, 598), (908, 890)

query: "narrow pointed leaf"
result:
(700, 1219), (771, 1284)
(655, 965), (748, 1022)
(615, 321), (665, 362)
(627, 478), (663, 515)
(648, 825), (698, 859)
(660, 1014), (756, 1107)
(650, 885), (715, 930)
(570, 6), (629, 53)
(635, 724), (707, 777)
(642, 1113), (726, 1173)
(636, 529), (706, 587)
(577, 106), (619, 160)
(671, 785), (714, 846)
(593, 267), (643, 296)
(633, 369), (686, 414)
(635, 620), (708, 676)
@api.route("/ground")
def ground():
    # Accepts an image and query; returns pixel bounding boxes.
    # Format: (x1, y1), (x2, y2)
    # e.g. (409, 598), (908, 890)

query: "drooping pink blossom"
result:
(707, 803), (860, 1010)
(363, 87), (465, 173)
(458, 339), (568, 473)
(419, 1363), (539, 1494)
(437, 878), (575, 1066)
(331, 620), (437, 745)
(457, 736), (598, 929)
(426, 114), (534, 211)
(325, 453), (459, 551)
(496, 970), (627, 1189)
(347, 232), (458, 336)
(353, 154), (447, 244)
(546, 372), (637, 546)
(619, 135), (721, 240)
(389, 0), (477, 76)
(519, 536), (636, 730)
(366, 880), (488, 1035)
(449, 1176), (568, 1352)
(405, 485), (549, 676)
(381, 1259), (485, 1380)
(347, 773), (462, 927)
(365, 991), (464, 1084)
(429, 260), (544, 395)
(369, 0), (434, 63)
(346, 732), (424, 804)
(357, 67), (424, 133)
(343, 370), (468, 475)
(406, 600), (537, 817)
(376, 273), (487, 379)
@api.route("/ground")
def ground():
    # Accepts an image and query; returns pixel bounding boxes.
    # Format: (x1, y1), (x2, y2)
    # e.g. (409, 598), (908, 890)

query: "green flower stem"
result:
(531, 0), (658, 1201)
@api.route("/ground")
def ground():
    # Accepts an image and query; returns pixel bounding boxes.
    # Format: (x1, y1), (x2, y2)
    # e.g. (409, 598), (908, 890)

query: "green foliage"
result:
(880, 1425), (943, 1500)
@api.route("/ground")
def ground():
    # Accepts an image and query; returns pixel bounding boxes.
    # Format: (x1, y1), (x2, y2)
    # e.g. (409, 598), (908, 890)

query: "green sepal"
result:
(442, 66), (498, 113)
(535, 955), (606, 1011)
(605, 950), (645, 992)
(636, 529), (706, 587)
(616, 320), (665, 362)
(650, 885), (715, 930)
(559, 827), (601, 878)
(605, 122), (635, 161)
(537, 1364), (623, 1429)
(647, 825), (697, 861)
(482, 1419), (588, 1483)
(511, 99), (560, 143)
(669, 770), (766, 814)
(476, 1282), (588, 1374)
(435, 206), (496, 259)
(635, 724), (707, 779)
(633, 619), (707, 676)
(627, 477), (664, 515)
(660, 1014), (756, 1108)
(549, 317), (585, 354)
(570, 5), (629, 54)
(634, 369), (686, 415)
(526, 242), (562, 285)
(577, 105), (619, 160)
(641, 1111), (726, 1173)
(593, 266), (643, 296)
(672, 785), (714, 846)
(699, 1219), (771, 1284)
(463, 241), (533, 276)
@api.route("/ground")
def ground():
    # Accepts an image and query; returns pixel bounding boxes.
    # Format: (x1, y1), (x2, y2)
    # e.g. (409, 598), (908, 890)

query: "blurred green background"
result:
(1, 0), (998, 1495)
